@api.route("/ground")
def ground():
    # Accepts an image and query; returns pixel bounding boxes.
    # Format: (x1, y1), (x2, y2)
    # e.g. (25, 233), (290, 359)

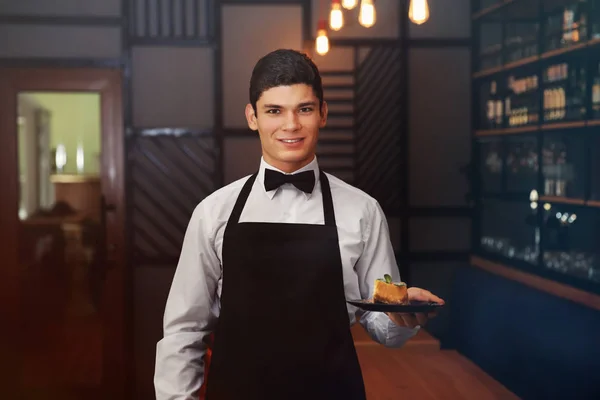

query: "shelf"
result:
(473, 38), (600, 79)
(476, 120), (599, 136)
(472, 0), (517, 21)
(540, 196), (600, 208)
(540, 121), (586, 130)
(540, 42), (587, 60)
(539, 195), (586, 205)
(471, 255), (600, 311)
(475, 126), (539, 136)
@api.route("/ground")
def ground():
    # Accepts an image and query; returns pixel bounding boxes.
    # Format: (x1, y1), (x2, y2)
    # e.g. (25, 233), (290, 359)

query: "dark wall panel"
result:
(132, 47), (214, 128)
(409, 261), (463, 343)
(0, 25), (121, 58)
(0, 0), (121, 16)
(409, 217), (470, 252)
(129, 130), (218, 264)
(355, 45), (403, 214)
(409, 48), (471, 207)
(223, 136), (262, 185)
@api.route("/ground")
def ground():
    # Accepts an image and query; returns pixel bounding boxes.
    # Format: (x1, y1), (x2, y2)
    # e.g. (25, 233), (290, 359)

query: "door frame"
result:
(0, 67), (129, 398)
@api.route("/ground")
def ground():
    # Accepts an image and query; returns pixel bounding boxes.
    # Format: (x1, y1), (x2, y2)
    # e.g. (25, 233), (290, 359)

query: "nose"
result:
(282, 111), (301, 132)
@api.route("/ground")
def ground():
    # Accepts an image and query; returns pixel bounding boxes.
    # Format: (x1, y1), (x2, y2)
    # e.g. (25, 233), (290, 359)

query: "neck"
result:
(263, 155), (315, 174)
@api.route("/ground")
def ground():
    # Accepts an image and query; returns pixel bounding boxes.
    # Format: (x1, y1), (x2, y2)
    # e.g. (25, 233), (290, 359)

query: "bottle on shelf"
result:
(593, 77), (600, 115)
(592, 63), (600, 118)
(555, 148), (568, 197)
(543, 142), (556, 196)
(592, 0), (600, 39)
(506, 74), (538, 127)
(486, 80), (503, 129)
(562, 3), (587, 45)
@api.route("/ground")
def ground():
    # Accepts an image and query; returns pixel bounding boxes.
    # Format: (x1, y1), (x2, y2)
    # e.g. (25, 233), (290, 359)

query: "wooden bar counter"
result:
(351, 325), (519, 399)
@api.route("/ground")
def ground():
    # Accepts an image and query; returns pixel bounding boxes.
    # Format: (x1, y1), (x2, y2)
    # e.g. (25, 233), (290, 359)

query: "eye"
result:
(266, 109), (280, 114)
(300, 107), (314, 113)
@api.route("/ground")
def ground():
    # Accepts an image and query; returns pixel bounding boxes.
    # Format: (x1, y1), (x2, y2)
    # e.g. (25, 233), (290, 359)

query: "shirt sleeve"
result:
(154, 201), (221, 400)
(355, 199), (419, 348)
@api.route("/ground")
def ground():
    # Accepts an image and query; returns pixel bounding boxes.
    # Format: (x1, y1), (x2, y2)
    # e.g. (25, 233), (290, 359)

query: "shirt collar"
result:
(258, 156), (320, 200)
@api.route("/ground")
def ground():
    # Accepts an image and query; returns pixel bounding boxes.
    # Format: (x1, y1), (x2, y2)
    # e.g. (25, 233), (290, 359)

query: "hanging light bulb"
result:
(409, 0), (430, 25)
(315, 19), (329, 56)
(359, 0), (376, 28)
(329, 0), (344, 31)
(342, 0), (358, 10)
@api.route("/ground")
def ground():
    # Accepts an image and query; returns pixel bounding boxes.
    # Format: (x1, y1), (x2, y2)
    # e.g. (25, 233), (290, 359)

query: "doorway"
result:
(0, 68), (128, 399)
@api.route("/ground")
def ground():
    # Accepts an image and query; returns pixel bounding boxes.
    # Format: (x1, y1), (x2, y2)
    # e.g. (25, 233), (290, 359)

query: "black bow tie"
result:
(264, 169), (316, 194)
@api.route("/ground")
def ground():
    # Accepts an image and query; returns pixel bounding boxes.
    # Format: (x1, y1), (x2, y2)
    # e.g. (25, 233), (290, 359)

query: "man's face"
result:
(245, 84), (327, 173)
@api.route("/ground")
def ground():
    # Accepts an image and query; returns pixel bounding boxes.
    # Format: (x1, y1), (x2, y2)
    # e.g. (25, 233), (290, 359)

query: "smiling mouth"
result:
(278, 138), (304, 144)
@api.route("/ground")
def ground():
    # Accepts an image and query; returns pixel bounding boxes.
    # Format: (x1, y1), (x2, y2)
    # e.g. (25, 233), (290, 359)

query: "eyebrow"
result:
(262, 101), (318, 109)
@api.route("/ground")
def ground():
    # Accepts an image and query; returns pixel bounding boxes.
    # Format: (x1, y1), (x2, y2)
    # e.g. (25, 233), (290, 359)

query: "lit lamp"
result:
(358, 0), (376, 28)
(342, 0), (358, 9)
(76, 143), (85, 174)
(315, 19), (329, 56)
(329, 0), (344, 31)
(55, 143), (67, 173)
(409, 0), (430, 25)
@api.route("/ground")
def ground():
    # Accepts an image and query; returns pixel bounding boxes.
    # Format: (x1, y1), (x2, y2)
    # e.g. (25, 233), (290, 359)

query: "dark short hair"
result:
(249, 49), (324, 113)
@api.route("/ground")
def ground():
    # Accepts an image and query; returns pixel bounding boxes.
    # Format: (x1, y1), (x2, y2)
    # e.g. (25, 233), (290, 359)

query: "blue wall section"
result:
(449, 265), (600, 400)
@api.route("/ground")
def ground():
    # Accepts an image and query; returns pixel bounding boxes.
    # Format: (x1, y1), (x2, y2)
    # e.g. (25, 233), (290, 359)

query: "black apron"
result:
(204, 170), (366, 400)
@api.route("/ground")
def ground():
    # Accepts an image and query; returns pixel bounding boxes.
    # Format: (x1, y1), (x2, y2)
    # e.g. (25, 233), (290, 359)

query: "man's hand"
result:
(386, 287), (445, 329)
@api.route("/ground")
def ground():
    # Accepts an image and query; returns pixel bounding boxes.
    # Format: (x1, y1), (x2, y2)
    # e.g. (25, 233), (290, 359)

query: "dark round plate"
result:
(347, 299), (444, 313)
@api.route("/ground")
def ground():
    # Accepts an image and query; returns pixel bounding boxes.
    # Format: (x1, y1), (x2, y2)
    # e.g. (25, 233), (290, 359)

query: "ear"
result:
(319, 101), (328, 128)
(245, 103), (258, 131)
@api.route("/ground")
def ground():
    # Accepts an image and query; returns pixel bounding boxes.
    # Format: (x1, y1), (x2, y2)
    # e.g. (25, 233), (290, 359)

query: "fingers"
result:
(407, 287), (445, 304)
(387, 313), (429, 328)
(400, 313), (419, 328)
(415, 312), (428, 326)
(387, 312), (421, 329)
(386, 312), (406, 327)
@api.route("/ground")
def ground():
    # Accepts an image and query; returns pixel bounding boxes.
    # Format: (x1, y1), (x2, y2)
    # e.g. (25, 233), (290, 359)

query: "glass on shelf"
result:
(592, 0), (600, 40)
(504, 69), (540, 128)
(478, 23), (503, 71)
(480, 198), (539, 264)
(542, 204), (599, 284)
(542, 57), (587, 123)
(544, 1), (589, 53)
(542, 132), (586, 198)
(479, 138), (503, 193)
(592, 60), (600, 120)
(504, 22), (539, 64)
(478, 79), (504, 129)
(591, 134), (600, 201)
(506, 135), (538, 192)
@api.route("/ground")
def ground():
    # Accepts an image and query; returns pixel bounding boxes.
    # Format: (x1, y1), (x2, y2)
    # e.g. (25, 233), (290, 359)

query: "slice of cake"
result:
(373, 274), (408, 304)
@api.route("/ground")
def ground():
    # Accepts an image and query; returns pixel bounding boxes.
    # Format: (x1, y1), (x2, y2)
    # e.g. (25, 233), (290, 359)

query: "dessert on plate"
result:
(373, 274), (408, 304)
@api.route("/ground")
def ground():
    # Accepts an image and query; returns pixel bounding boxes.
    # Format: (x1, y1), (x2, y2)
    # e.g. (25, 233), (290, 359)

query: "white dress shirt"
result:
(154, 156), (418, 400)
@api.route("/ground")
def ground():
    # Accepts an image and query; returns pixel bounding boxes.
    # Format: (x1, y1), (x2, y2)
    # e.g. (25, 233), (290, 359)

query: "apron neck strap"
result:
(228, 169), (336, 227)
(319, 170), (336, 228)
(229, 173), (257, 224)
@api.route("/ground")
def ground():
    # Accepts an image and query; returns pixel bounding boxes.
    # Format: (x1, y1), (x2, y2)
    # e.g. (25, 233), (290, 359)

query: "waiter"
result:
(154, 49), (444, 400)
